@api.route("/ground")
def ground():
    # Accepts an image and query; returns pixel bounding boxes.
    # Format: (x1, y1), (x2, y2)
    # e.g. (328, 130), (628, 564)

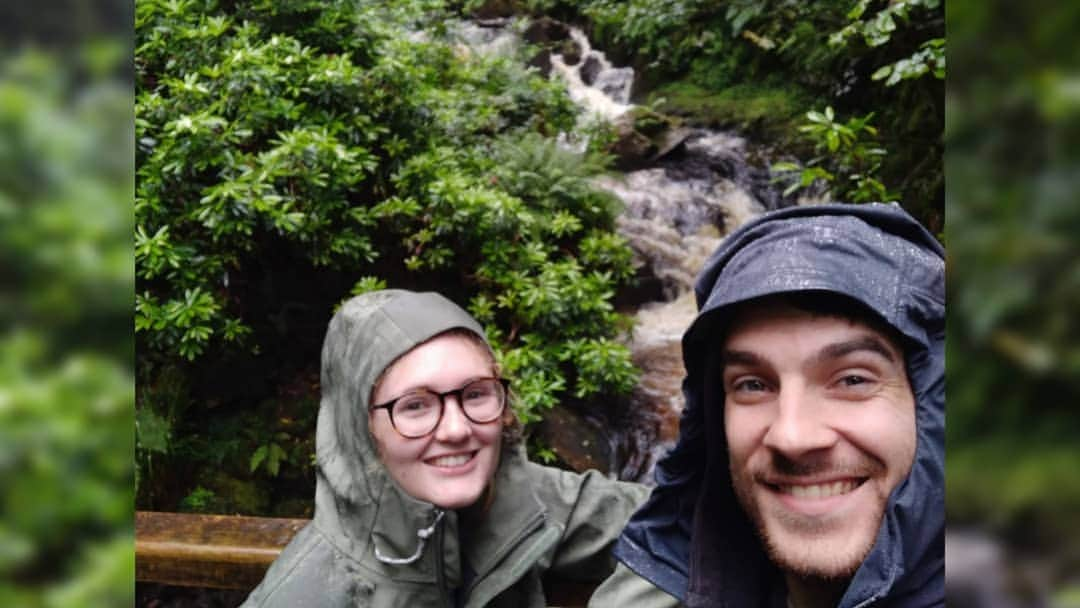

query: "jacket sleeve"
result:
(534, 464), (650, 582)
(587, 561), (683, 607)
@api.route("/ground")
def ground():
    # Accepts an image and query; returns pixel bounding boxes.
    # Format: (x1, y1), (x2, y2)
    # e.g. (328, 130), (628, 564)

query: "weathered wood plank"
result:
(135, 511), (307, 590)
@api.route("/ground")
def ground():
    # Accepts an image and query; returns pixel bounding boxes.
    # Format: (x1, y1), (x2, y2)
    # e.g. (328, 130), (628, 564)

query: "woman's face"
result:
(369, 332), (504, 509)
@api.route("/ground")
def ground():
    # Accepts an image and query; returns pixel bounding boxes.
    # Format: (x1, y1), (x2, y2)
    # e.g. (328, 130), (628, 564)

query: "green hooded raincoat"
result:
(241, 290), (648, 608)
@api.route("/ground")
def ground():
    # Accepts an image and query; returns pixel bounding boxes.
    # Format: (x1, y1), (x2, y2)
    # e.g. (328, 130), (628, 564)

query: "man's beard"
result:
(731, 451), (887, 583)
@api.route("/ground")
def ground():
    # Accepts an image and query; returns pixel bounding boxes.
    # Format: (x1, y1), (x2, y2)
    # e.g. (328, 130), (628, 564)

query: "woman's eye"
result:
(399, 399), (428, 412)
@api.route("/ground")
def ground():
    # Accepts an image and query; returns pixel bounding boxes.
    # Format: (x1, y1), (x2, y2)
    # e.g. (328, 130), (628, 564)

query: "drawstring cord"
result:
(373, 509), (445, 565)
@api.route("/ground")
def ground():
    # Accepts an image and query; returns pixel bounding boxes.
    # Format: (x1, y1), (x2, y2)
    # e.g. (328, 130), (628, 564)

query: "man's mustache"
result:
(758, 451), (884, 479)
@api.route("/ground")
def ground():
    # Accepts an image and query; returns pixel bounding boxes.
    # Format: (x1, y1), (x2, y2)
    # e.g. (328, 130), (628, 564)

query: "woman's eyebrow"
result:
(814, 335), (897, 364)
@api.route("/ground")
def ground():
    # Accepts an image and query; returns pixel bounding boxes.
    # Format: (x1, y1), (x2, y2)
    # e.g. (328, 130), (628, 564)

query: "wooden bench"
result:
(135, 511), (595, 606)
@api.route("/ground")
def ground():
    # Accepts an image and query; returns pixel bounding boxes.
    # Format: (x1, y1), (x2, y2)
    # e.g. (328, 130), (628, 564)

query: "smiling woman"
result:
(368, 330), (511, 510)
(239, 289), (648, 607)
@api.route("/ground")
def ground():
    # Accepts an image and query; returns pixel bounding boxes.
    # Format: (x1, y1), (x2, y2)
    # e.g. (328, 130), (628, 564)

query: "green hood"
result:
(313, 290), (487, 582)
(316, 289), (487, 508)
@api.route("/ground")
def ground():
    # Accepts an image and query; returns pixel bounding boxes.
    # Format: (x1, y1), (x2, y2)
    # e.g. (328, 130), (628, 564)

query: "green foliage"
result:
(648, 81), (808, 135)
(945, 0), (1080, 564)
(179, 486), (217, 513)
(250, 438), (289, 477)
(772, 106), (896, 203)
(949, 442), (1080, 545)
(871, 38), (945, 86)
(0, 47), (133, 604)
(136, 0), (640, 510)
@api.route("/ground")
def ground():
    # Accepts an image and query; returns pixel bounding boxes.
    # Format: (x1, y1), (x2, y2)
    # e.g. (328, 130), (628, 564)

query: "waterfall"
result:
(454, 18), (803, 481)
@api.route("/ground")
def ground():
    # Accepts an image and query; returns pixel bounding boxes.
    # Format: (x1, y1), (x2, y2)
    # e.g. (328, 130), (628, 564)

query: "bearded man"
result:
(590, 203), (944, 608)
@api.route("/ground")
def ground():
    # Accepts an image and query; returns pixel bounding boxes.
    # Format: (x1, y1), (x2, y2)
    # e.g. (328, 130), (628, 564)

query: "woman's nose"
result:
(433, 397), (472, 442)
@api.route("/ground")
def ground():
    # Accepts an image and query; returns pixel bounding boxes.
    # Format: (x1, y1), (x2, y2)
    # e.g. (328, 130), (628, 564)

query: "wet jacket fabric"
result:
(607, 203), (945, 607)
(241, 290), (648, 608)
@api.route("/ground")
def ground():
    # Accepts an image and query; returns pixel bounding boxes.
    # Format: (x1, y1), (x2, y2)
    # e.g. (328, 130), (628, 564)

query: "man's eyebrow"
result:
(719, 350), (762, 368)
(815, 335), (898, 364)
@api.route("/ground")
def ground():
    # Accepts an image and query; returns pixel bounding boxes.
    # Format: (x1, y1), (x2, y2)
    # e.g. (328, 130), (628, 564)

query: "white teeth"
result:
(429, 453), (472, 467)
(782, 480), (857, 498)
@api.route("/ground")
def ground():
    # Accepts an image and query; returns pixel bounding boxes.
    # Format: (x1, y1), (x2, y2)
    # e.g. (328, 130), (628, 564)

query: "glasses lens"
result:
(390, 391), (441, 437)
(460, 378), (505, 422)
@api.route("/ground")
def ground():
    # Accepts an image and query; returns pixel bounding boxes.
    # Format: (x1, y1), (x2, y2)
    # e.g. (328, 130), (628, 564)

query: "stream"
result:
(454, 17), (810, 481)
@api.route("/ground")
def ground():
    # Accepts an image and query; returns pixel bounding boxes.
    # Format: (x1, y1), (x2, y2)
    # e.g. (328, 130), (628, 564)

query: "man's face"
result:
(722, 301), (916, 581)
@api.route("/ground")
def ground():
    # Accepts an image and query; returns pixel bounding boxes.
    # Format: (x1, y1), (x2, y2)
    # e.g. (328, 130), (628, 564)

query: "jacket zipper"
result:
(434, 516), (453, 608)
(463, 510), (548, 603)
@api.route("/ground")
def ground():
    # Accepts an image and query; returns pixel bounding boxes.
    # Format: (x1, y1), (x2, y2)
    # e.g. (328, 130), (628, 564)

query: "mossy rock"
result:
(647, 80), (809, 140)
(606, 108), (690, 170)
(468, 0), (524, 19)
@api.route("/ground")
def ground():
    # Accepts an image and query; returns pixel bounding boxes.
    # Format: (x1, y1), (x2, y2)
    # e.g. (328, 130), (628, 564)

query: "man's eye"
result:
(833, 373), (879, 395)
(732, 378), (767, 392)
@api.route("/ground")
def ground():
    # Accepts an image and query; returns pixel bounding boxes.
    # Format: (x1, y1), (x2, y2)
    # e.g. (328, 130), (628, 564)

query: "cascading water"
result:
(454, 18), (806, 482)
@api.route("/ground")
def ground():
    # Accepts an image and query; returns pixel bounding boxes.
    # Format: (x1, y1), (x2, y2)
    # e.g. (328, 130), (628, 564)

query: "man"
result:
(590, 203), (944, 607)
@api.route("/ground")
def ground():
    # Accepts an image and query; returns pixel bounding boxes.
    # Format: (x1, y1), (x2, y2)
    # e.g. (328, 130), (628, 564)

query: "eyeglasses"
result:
(370, 377), (510, 438)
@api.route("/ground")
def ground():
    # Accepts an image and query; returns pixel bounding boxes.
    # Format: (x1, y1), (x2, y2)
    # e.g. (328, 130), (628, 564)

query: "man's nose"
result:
(761, 385), (838, 456)
(434, 397), (472, 442)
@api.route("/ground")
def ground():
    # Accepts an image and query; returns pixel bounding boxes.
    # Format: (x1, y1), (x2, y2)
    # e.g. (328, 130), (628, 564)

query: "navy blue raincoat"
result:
(611, 203), (945, 607)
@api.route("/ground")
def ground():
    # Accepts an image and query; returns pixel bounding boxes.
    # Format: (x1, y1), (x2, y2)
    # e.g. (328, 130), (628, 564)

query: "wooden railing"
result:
(135, 511), (595, 606)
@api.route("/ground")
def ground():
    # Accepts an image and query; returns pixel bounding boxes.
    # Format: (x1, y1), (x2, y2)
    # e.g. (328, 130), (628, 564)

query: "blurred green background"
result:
(1, 0), (1079, 605)
(947, 0), (1080, 604)
(0, 0), (134, 606)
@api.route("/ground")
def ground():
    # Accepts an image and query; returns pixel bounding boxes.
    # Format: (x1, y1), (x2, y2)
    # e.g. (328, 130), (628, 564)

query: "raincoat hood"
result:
(613, 203), (945, 607)
(314, 289), (487, 573)
(317, 289), (487, 508)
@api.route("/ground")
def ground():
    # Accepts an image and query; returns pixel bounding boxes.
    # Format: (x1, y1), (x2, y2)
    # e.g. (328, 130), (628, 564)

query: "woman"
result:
(241, 289), (648, 607)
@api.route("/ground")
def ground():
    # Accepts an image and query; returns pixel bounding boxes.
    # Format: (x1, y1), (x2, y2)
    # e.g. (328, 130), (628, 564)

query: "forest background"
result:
(0, 0), (1077, 606)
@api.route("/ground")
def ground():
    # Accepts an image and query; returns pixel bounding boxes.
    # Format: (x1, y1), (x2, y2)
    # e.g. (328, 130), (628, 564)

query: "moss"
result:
(197, 471), (271, 515)
(646, 80), (811, 140)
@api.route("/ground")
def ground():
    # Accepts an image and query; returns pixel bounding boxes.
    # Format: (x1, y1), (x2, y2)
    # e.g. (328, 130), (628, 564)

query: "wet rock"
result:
(527, 49), (552, 77)
(607, 109), (690, 170)
(610, 122), (657, 171)
(653, 127), (692, 162)
(468, 0), (520, 19)
(524, 16), (570, 44)
(536, 404), (611, 474)
(946, 530), (1031, 608)
(580, 55), (602, 86)
(559, 39), (582, 65)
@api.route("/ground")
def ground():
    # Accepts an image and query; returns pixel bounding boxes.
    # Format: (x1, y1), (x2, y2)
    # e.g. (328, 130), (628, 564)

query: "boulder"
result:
(580, 55), (602, 86)
(558, 38), (582, 66)
(524, 16), (570, 44)
(527, 49), (552, 77)
(607, 109), (691, 170)
(535, 404), (612, 474)
(469, 0), (520, 19)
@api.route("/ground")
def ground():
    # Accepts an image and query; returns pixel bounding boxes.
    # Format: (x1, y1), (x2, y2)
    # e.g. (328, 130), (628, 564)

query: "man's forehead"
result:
(720, 297), (905, 359)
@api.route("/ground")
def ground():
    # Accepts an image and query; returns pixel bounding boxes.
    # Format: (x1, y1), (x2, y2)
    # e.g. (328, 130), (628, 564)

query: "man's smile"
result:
(774, 478), (865, 499)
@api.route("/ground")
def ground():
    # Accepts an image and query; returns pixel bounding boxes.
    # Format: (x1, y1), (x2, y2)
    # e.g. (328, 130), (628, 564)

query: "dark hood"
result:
(613, 203), (945, 607)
